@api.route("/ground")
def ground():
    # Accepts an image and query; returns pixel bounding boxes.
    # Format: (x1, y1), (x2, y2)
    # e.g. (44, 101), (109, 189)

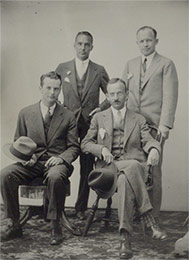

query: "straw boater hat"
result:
(88, 167), (118, 199)
(3, 136), (37, 162)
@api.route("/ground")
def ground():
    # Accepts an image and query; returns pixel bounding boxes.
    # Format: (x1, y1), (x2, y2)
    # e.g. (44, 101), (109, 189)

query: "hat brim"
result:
(2, 143), (28, 163)
(90, 168), (118, 200)
(94, 177), (117, 199)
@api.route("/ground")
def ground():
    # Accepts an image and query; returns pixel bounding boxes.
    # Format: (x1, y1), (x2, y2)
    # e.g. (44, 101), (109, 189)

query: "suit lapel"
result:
(141, 53), (161, 89)
(47, 104), (64, 143)
(134, 57), (141, 89)
(31, 103), (46, 144)
(123, 110), (137, 147)
(102, 108), (113, 149)
(81, 61), (98, 102)
(66, 60), (79, 98)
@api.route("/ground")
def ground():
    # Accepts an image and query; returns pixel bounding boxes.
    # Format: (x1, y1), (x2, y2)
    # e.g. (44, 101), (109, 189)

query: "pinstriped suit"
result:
(1, 102), (79, 221)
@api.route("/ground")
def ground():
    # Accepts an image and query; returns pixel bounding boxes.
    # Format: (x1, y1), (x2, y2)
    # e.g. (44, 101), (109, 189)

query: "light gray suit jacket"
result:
(81, 107), (161, 170)
(122, 52), (178, 129)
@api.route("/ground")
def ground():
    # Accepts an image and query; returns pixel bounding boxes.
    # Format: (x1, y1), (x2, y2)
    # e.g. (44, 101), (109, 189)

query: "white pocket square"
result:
(64, 77), (70, 83)
(127, 73), (133, 80)
(99, 128), (106, 139)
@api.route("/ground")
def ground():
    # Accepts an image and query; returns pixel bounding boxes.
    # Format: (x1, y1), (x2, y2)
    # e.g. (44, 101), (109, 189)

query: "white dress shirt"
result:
(75, 57), (89, 79)
(111, 106), (127, 122)
(40, 101), (56, 120)
(142, 51), (156, 71)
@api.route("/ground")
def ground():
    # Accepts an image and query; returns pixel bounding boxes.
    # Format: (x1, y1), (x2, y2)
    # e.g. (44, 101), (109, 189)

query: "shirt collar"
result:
(142, 51), (156, 64)
(40, 101), (56, 116)
(75, 57), (90, 67)
(111, 105), (127, 119)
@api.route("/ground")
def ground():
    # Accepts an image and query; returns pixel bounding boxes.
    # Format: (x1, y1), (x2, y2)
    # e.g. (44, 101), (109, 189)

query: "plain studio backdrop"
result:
(0, 1), (188, 211)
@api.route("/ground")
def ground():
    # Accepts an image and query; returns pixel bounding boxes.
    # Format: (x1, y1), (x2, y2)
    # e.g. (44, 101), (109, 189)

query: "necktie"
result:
(115, 110), (123, 129)
(143, 58), (147, 73)
(44, 108), (51, 125)
(79, 62), (86, 79)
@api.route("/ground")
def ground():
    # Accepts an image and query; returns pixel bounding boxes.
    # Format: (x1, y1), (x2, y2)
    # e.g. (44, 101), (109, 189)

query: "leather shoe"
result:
(1, 225), (23, 241)
(119, 232), (133, 259)
(76, 211), (86, 220)
(151, 224), (167, 240)
(50, 220), (63, 245)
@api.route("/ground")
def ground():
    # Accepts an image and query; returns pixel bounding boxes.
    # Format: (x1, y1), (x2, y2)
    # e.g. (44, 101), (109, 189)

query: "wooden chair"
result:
(19, 174), (81, 236)
(83, 126), (162, 237)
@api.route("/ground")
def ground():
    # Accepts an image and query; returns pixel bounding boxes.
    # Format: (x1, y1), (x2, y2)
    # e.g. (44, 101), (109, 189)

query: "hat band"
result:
(10, 145), (32, 161)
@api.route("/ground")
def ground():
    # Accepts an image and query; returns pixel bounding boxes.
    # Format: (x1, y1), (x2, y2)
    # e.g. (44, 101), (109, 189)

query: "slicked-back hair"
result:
(40, 71), (62, 87)
(137, 26), (157, 39)
(107, 78), (128, 92)
(75, 31), (93, 44)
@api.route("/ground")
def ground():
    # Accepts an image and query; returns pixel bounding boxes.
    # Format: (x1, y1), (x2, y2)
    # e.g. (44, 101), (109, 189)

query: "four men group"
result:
(1, 26), (178, 259)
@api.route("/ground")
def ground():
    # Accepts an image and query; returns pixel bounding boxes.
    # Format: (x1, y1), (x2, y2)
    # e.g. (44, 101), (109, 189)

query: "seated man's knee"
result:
(127, 159), (143, 170)
(0, 165), (15, 185)
(47, 164), (68, 184)
(117, 173), (126, 187)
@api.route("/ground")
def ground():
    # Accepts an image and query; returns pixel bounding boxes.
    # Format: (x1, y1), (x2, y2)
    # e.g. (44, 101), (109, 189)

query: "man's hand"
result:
(147, 148), (160, 166)
(21, 154), (37, 167)
(158, 125), (170, 139)
(101, 147), (114, 164)
(45, 156), (64, 168)
(89, 107), (101, 117)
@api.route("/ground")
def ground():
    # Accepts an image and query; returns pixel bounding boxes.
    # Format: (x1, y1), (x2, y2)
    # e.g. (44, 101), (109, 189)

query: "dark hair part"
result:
(40, 71), (62, 87)
(75, 31), (93, 44)
(108, 78), (128, 92)
(137, 26), (157, 39)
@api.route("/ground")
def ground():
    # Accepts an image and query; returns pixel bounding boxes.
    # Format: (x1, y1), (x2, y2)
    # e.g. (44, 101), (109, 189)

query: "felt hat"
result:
(3, 136), (37, 162)
(88, 168), (118, 199)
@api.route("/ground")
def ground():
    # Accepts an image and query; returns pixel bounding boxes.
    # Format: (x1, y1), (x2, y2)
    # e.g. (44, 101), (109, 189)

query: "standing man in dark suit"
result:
(1, 71), (79, 245)
(122, 26), (178, 221)
(56, 31), (109, 219)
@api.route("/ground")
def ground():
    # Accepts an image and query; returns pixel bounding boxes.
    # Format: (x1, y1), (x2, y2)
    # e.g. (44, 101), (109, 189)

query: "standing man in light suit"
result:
(122, 26), (178, 221)
(56, 31), (109, 219)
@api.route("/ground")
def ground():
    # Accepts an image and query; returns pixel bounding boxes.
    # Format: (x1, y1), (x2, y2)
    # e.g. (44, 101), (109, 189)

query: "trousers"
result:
(0, 161), (69, 222)
(114, 159), (152, 234)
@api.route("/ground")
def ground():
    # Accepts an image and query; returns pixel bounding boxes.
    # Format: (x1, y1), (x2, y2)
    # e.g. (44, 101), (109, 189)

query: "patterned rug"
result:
(0, 206), (188, 260)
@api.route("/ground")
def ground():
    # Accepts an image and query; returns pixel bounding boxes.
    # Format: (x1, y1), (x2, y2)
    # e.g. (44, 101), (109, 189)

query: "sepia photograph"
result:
(0, 0), (188, 259)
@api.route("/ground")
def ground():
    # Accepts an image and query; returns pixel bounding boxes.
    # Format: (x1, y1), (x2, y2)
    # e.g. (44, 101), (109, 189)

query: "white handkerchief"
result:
(64, 77), (70, 83)
(99, 128), (106, 139)
(127, 73), (133, 80)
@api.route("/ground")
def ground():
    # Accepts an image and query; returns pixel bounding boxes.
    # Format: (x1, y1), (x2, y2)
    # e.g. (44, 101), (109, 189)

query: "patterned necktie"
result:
(143, 58), (147, 73)
(44, 108), (51, 125)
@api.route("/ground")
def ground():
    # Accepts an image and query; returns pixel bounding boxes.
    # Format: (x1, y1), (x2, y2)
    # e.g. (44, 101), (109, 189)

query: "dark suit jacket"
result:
(56, 59), (109, 126)
(122, 52), (178, 129)
(14, 102), (80, 166)
(81, 108), (161, 170)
